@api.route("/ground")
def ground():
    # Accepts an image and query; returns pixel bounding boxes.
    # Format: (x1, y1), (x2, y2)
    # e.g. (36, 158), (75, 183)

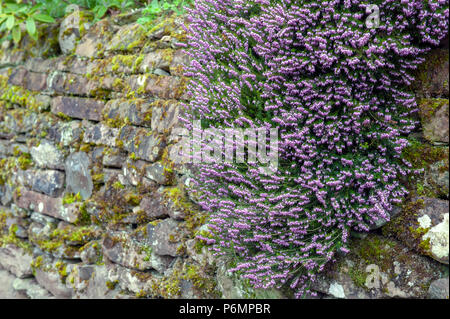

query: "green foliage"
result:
(0, 0), (55, 44)
(137, 0), (190, 25)
(37, 0), (141, 19)
(89, 0), (136, 21)
(1, 0), (191, 47)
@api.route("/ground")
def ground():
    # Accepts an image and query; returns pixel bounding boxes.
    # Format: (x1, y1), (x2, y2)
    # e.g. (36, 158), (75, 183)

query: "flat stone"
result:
(58, 10), (91, 54)
(13, 277), (53, 299)
(151, 101), (180, 134)
(385, 198), (449, 264)
(105, 23), (146, 52)
(139, 193), (170, 219)
(48, 71), (94, 96)
(412, 48), (449, 98)
(65, 152), (93, 200)
(102, 148), (127, 168)
(148, 219), (183, 257)
(418, 98), (449, 144)
(34, 267), (73, 299)
(51, 96), (104, 121)
(119, 126), (164, 162)
(103, 99), (153, 127)
(72, 265), (121, 299)
(145, 162), (173, 185)
(140, 50), (172, 73)
(143, 76), (187, 100)
(18, 169), (65, 198)
(30, 140), (65, 170)
(0, 244), (33, 278)
(75, 19), (115, 58)
(170, 50), (190, 76)
(80, 240), (102, 265)
(427, 277), (449, 299)
(106, 263), (155, 295)
(83, 123), (119, 147)
(0, 269), (28, 299)
(46, 121), (83, 147)
(15, 189), (63, 220)
(102, 230), (172, 273)
(425, 159), (449, 198)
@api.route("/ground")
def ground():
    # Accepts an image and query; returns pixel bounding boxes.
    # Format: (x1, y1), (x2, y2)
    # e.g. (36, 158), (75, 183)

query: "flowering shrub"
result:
(182, 0), (449, 297)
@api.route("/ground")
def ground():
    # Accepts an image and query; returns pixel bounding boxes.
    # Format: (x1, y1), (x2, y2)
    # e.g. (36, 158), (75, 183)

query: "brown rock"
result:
(140, 193), (170, 219)
(0, 244), (33, 278)
(420, 99), (449, 144)
(412, 48), (449, 98)
(149, 219), (183, 257)
(51, 96), (104, 121)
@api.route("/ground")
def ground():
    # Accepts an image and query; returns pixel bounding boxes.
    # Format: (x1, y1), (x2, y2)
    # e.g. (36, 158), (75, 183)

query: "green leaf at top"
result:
(26, 18), (36, 36)
(5, 15), (14, 30)
(12, 25), (21, 44)
(33, 14), (55, 23)
(95, 6), (108, 19)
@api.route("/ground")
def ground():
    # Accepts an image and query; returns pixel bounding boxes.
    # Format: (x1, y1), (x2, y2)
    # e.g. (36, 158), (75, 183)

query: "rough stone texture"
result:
(412, 48), (449, 98)
(47, 121), (83, 147)
(15, 189), (63, 220)
(311, 234), (448, 299)
(151, 101), (181, 134)
(103, 99), (153, 127)
(418, 98), (449, 144)
(145, 162), (173, 185)
(58, 10), (91, 54)
(148, 219), (183, 257)
(139, 193), (170, 219)
(0, 269), (28, 299)
(80, 240), (102, 264)
(75, 19), (115, 58)
(427, 277), (449, 299)
(65, 152), (93, 200)
(30, 140), (65, 170)
(13, 277), (53, 299)
(71, 265), (121, 299)
(102, 148), (127, 168)
(105, 23), (146, 52)
(51, 96), (104, 121)
(424, 159), (449, 198)
(102, 230), (172, 273)
(18, 169), (65, 198)
(106, 263), (154, 295)
(0, 244), (33, 278)
(119, 126), (164, 162)
(34, 268), (73, 299)
(384, 198), (449, 265)
(83, 123), (119, 147)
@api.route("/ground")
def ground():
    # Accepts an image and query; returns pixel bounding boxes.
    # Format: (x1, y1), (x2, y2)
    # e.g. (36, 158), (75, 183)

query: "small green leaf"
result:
(33, 14), (55, 23)
(96, 6), (108, 19)
(26, 18), (36, 36)
(5, 15), (14, 30)
(12, 25), (21, 44)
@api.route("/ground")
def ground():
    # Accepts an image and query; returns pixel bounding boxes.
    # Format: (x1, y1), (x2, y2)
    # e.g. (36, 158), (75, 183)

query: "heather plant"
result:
(182, 0), (449, 297)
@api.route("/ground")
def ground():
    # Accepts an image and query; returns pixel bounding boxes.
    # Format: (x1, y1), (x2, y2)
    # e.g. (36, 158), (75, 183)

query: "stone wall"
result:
(0, 11), (220, 299)
(0, 11), (449, 299)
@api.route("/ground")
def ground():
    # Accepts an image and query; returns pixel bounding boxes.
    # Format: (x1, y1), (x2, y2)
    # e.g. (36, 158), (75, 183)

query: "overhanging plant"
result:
(182, 0), (449, 297)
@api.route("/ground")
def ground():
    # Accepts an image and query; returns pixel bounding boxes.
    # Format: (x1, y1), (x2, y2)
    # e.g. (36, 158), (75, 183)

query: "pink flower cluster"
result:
(182, 0), (449, 297)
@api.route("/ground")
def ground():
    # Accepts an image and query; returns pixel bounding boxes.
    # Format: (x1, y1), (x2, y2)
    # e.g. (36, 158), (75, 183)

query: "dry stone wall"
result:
(0, 11), (449, 299)
(0, 12), (221, 299)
